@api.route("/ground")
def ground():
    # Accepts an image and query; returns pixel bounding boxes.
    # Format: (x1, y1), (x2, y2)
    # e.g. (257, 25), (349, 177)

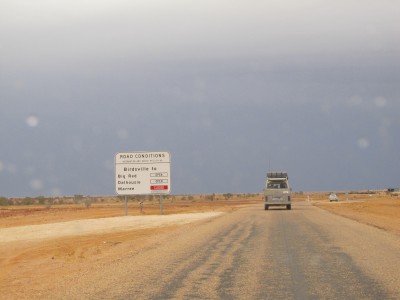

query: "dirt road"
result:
(25, 201), (398, 299)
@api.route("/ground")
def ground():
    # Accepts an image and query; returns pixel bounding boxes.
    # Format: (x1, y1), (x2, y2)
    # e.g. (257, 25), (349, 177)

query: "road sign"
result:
(115, 151), (171, 195)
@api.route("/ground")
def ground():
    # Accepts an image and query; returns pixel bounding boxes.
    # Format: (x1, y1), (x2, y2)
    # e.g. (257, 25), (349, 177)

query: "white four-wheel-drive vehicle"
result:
(264, 172), (291, 210)
(329, 193), (339, 202)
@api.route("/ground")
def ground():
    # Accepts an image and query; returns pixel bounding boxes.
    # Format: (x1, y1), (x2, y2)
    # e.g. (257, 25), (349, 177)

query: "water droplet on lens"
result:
(30, 179), (43, 190)
(26, 115), (39, 127)
(357, 138), (369, 149)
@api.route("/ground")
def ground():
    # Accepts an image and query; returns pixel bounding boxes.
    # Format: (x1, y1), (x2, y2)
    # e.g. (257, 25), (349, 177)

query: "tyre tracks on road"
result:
(52, 202), (400, 299)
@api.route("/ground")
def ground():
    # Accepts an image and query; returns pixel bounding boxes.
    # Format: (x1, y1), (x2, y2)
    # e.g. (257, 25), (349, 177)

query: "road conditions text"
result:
(115, 151), (171, 195)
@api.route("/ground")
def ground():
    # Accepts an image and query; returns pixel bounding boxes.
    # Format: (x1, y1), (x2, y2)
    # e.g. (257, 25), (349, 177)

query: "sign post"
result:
(160, 195), (163, 215)
(115, 151), (171, 215)
(124, 195), (128, 216)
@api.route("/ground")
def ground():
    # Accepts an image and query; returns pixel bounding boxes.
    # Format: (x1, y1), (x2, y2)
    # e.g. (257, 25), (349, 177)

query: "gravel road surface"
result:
(46, 202), (400, 299)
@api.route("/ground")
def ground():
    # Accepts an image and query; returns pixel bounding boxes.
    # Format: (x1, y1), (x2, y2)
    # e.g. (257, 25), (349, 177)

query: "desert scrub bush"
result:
(21, 197), (34, 205)
(0, 197), (10, 206)
(83, 197), (93, 208)
(38, 196), (46, 205)
(223, 193), (233, 200)
(205, 194), (215, 201)
(73, 194), (84, 204)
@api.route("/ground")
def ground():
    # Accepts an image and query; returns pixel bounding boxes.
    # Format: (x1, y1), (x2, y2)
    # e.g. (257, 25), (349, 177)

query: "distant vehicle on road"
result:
(329, 193), (339, 202)
(264, 172), (291, 210)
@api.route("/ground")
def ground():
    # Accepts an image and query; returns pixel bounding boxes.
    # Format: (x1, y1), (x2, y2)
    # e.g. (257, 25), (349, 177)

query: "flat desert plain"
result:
(0, 193), (399, 299)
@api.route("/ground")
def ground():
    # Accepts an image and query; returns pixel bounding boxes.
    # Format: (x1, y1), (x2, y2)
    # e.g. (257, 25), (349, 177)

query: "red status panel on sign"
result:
(151, 185), (169, 191)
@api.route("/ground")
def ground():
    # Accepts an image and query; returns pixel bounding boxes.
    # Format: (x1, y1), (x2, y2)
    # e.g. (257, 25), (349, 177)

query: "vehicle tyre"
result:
(286, 204), (291, 210)
(264, 205), (269, 210)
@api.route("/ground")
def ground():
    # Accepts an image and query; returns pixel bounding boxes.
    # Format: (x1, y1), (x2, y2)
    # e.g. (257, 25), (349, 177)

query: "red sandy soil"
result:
(0, 194), (399, 299)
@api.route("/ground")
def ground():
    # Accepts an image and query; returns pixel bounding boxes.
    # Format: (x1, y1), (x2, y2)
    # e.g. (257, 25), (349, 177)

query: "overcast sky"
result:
(1, 0), (399, 197)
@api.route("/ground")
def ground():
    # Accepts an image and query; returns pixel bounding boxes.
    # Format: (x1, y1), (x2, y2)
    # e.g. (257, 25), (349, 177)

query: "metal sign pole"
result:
(125, 195), (128, 216)
(160, 194), (163, 215)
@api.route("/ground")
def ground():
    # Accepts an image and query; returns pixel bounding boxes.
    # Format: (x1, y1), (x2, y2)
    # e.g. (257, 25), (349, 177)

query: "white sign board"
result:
(115, 151), (171, 195)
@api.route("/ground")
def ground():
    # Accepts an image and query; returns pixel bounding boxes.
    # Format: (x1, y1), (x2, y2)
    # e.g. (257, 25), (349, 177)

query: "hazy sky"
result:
(1, 0), (399, 197)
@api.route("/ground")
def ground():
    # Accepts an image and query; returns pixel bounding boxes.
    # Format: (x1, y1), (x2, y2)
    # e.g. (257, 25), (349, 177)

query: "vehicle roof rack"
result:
(267, 172), (288, 179)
